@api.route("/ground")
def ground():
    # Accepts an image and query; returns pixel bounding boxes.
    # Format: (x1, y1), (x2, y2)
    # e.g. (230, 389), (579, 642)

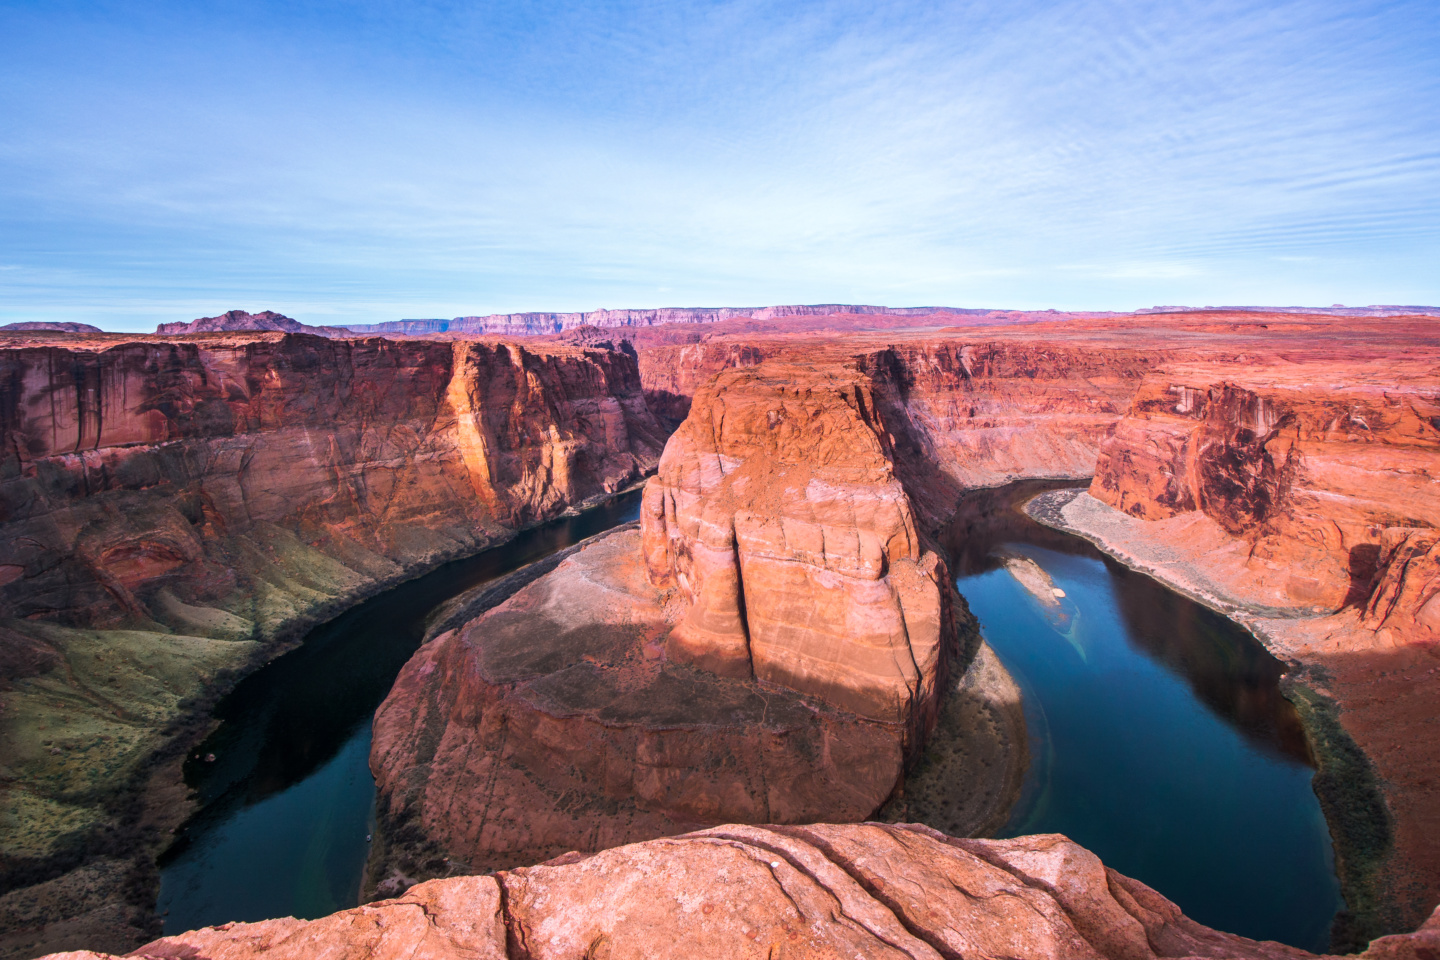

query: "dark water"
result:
(157, 480), (1342, 951)
(156, 490), (643, 933)
(942, 483), (1342, 951)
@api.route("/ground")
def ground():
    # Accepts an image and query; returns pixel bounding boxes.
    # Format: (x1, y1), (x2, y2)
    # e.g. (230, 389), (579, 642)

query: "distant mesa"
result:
(1136, 304), (1440, 317)
(155, 309), (354, 337)
(344, 304), (1005, 337)
(1, 321), (104, 333)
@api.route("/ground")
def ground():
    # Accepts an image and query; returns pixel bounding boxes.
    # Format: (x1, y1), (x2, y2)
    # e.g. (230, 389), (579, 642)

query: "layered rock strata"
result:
(371, 526), (911, 874)
(0, 330), (665, 955)
(636, 337), (1157, 495)
(640, 362), (967, 738)
(370, 359), (1024, 877)
(1036, 345), (1440, 942)
(41, 823), (1440, 960)
(1089, 367), (1440, 619)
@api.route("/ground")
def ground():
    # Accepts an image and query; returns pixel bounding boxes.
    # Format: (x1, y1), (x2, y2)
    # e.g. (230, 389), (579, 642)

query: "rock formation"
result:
(1089, 367), (1440, 616)
(0, 331), (665, 955)
(369, 359), (1024, 879)
(639, 362), (953, 737)
(634, 337), (1157, 491)
(153, 309), (353, 337)
(36, 823), (1440, 960)
(0, 323), (104, 334)
(1024, 317), (1440, 941)
(370, 526), (917, 874)
(8, 307), (1440, 957)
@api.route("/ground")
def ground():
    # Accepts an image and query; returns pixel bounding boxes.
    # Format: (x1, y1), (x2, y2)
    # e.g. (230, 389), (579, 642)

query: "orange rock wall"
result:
(0, 333), (667, 633)
(639, 337), (1162, 505)
(639, 362), (956, 743)
(1090, 373), (1440, 626)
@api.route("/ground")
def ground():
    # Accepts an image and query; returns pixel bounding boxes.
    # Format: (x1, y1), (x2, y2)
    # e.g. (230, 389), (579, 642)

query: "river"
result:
(157, 490), (644, 934)
(157, 481), (1342, 952)
(941, 482), (1341, 951)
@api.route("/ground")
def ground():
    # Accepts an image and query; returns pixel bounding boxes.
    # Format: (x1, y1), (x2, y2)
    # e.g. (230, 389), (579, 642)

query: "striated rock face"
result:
(40, 823), (1440, 960)
(853, 342), (1157, 508)
(640, 362), (955, 737)
(0, 331), (666, 950)
(1, 333), (666, 631)
(1363, 528), (1440, 644)
(636, 337), (1161, 496)
(1090, 370), (1440, 619)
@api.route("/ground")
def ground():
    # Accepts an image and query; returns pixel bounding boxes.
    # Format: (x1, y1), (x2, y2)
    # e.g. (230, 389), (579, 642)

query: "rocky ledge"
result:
(40, 823), (1440, 960)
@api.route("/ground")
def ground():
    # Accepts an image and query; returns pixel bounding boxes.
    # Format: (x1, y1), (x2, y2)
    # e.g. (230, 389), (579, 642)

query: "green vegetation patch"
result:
(1282, 676), (1404, 952)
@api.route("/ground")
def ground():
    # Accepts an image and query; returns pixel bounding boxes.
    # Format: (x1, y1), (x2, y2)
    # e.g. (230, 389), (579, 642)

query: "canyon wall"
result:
(636, 336), (1161, 499)
(42, 823), (1440, 960)
(0, 330), (666, 956)
(1089, 366), (1440, 632)
(1036, 324), (1440, 942)
(366, 332), (1181, 888)
(1, 332), (666, 632)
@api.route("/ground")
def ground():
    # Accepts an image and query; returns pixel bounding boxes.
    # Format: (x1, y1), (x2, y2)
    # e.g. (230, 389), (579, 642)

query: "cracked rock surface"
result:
(41, 823), (1440, 960)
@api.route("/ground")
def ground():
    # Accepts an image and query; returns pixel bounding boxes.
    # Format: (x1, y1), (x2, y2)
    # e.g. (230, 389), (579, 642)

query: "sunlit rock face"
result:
(1090, 370), (1440, 623)
(0, 332), (667, 634)
(640, 361), (954, 741)
(41, 823), (1440, 960)
(636, 337), (1156, 496)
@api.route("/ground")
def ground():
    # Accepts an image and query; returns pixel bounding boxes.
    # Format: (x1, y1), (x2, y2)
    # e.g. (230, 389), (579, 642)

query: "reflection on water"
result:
(941, 482), (1340, 951)
(158, 490), (643, 933)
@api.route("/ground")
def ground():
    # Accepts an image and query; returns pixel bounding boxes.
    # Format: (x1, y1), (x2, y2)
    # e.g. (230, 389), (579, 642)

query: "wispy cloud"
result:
(0, 0), (1436, 329)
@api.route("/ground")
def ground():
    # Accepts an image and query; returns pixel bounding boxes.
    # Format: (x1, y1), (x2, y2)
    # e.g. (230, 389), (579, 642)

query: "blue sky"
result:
(2, 0), (1437, 330)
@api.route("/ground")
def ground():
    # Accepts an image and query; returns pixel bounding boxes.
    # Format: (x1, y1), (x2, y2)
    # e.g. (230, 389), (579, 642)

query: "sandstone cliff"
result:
(640, 362), (953, 738)
(636, 336), (1159, 495)
(0, 330), (665, 954)
(37, 823), (1440, 960)
(1089, 366), (1440, 619)
(369, 358), (1026, 880)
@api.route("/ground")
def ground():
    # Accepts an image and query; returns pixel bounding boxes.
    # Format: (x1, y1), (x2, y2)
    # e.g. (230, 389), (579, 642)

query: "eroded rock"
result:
(39, 824), (1440, 960)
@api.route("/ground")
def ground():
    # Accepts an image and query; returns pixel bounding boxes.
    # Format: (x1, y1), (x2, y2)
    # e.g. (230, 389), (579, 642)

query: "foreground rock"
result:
(0, 330), (666, 956)
(38, 823), (1440, 960)
(371, 360), (1023, 879)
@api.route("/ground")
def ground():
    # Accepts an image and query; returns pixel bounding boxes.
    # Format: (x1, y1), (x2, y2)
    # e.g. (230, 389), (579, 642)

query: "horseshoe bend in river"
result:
(157, 482), (1341, 952)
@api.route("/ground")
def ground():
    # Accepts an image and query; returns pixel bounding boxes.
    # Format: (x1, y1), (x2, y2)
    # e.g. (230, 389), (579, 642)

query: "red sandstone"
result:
(37, 824), (1440, 960)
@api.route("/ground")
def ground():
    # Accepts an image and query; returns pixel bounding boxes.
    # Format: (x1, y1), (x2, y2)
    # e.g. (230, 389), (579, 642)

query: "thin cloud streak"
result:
(0, 0), (1437, 329)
